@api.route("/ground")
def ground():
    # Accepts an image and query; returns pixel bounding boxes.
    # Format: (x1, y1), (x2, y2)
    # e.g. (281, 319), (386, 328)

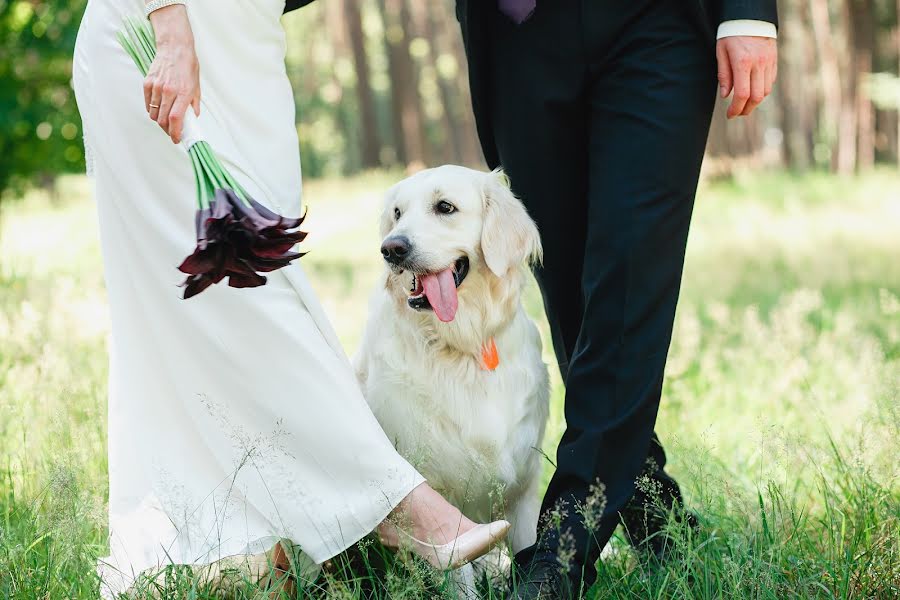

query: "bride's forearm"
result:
(147, 4), (194, 49)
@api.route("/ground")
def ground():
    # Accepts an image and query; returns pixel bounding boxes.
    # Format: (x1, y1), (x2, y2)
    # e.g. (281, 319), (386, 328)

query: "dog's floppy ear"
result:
(481, 170), (543, 278)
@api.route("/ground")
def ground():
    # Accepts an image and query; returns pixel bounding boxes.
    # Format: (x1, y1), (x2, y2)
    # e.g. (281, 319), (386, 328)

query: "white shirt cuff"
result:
(717, 20), (778, 40)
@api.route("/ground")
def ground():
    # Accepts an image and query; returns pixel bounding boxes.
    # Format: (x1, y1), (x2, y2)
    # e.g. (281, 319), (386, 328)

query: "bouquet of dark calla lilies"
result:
(118, 18), (308, 299)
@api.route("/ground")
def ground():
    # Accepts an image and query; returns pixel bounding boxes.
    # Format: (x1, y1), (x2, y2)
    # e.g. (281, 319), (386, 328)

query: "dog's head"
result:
(379, 165), (542, 325)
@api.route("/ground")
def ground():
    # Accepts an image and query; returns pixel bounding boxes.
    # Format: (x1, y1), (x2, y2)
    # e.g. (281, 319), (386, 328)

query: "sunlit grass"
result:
(1, 170), (898, 598)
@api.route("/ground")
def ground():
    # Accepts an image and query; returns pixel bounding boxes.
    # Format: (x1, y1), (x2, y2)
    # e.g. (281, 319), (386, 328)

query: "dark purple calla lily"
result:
(177, 189), (308, 299)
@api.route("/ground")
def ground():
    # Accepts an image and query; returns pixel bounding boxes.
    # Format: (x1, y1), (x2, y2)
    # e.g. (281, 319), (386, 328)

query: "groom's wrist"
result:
(717, 19), (777, 40)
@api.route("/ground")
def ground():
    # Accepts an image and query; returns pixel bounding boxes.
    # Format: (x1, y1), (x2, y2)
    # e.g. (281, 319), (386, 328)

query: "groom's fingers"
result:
(741, 66), (766, 116)
(727, 58), (751, 119)
(716, 41), (732, 98)
(765, 59), (777, 97)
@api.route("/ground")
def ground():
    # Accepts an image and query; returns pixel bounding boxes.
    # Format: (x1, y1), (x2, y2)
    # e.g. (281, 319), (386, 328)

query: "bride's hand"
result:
(144, 5), (200, 144)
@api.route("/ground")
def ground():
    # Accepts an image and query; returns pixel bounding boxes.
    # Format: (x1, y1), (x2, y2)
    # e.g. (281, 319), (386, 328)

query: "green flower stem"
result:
(188, 147), (208, 210)
(133, 16), (157, 56)
(194, 144), (225, 191)
(195, 142), (249, 205)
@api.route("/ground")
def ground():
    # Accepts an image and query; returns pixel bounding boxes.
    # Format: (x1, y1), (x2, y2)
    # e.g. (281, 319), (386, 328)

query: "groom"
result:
(454, 0), (778, 597)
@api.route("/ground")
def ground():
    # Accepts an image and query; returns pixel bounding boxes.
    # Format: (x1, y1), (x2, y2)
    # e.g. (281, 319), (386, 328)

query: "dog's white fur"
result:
(354, 165), (550, 554)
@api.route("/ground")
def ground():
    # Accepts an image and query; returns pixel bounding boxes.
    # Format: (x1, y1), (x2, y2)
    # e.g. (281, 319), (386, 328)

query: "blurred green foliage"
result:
(0, 0), (87, 199)
(1, 0), (898, 196)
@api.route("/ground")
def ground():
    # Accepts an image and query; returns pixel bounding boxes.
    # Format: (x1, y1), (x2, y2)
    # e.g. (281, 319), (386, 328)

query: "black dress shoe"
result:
(506, 559), (574, 600)
(620, 459), (700, 563)
(622, 502), (700, 562)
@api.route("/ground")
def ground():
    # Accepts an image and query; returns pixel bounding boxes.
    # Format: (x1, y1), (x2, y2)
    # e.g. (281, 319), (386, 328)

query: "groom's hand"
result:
(716, 36), (778, 119)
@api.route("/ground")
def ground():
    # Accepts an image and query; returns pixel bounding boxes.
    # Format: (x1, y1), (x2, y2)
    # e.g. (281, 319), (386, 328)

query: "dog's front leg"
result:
(451, 563), (479, 600)
(507, 471), (543, 553)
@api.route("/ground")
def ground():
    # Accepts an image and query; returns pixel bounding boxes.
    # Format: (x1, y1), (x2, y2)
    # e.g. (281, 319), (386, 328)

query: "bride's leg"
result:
(377, 482), (476, 546)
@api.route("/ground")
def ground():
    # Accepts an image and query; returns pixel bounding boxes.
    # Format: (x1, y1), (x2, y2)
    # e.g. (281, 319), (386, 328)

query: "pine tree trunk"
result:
(851, 0), (875, 170)
(441, 0), (486, 168)
(836, 0), (859, 173)
(777, 0), (813, 169)
(324, 0), (355, 171)
(420, 1), (467, 164)
(378, 0), (428, 170)
(344, 0), (382, 168)
(809, 0), (845, 172)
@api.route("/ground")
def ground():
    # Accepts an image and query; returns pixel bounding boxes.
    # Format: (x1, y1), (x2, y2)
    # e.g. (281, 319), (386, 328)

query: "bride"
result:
(73, 0), (508, 595)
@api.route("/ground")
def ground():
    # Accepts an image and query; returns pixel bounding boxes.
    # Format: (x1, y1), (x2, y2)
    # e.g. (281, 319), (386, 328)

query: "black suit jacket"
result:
(455, 0), (777, 168)
(284, 0), (778, 169)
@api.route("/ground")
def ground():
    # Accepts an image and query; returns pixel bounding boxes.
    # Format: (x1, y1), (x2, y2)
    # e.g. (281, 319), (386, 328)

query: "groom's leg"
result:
(485, 0), (706, 578)
(536, 0), (718, 588)
(486, 1), (589, 381)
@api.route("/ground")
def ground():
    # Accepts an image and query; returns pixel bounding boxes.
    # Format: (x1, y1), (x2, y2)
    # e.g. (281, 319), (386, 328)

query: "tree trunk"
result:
(850, 0), (875, 170)
(440, 0), (485, 168)
(809, 0), (845, 171)
(378, 0), (428, 171)
(776, 0), (813, 169)
(835, 0), (859, 174)
(325, 0), (355, 172)
(344, 0), (382, 168)
(418, 1), (466, 164)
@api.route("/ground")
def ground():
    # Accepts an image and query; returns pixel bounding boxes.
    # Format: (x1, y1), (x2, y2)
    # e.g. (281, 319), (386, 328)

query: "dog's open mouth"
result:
(407, 257), (469, 323)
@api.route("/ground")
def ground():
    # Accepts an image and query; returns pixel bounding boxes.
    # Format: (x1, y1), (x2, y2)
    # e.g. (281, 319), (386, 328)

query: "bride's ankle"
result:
(376, 520), (401, 548)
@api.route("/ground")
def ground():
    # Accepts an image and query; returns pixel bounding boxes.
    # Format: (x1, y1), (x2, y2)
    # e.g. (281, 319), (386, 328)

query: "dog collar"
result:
(480, 337), (500, 371)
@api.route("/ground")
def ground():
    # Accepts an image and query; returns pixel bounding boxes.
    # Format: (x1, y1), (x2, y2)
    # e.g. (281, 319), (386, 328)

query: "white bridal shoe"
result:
(396, 520), (511, 570)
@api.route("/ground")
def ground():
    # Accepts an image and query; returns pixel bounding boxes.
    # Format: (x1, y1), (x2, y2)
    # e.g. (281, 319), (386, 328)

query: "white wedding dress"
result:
(73, 0), (423, 596)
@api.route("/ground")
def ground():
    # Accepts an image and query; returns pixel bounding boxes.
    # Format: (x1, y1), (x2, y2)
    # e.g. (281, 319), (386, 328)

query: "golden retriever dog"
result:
(354, 166), (550, 585)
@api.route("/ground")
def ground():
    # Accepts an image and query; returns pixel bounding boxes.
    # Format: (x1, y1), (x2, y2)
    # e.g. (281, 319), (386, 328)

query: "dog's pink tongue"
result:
(421, 268), (458, 323)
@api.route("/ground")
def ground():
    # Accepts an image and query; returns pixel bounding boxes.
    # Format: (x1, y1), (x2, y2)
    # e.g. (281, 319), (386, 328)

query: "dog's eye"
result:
(394, 207), (401, 220)
(436, 200), (457, 215)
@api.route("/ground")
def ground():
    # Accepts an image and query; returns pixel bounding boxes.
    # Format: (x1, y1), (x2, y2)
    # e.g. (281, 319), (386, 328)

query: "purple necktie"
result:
(498, 0), (536, 24)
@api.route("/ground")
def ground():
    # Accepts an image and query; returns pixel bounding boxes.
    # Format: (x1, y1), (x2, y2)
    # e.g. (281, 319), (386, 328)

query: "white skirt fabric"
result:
(72, 0), (423, 596)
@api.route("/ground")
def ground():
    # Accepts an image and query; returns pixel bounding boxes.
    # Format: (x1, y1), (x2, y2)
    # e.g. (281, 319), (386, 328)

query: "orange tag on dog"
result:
(480, 337), (500, 371)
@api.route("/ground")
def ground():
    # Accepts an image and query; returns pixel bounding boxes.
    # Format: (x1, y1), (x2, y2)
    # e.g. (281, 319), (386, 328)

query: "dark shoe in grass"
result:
(620, 460), (700, 563)
(622, 504), (700, 563)
(506, 559), (575, 600)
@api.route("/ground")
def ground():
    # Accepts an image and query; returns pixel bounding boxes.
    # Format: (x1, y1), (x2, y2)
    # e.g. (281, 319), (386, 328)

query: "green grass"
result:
(1, 170), (898, 598)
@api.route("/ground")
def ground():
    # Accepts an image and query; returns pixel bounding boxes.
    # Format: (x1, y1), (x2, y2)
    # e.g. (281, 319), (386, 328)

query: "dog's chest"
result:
(367, 351), (541, 506)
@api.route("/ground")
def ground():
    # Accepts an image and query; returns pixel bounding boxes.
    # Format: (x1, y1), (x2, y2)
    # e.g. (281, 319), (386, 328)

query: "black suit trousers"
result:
(486, 0), (717, 585)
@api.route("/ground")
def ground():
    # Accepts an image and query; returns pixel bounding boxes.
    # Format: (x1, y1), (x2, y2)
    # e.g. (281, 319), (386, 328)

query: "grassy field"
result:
(1, 170), (898, 598)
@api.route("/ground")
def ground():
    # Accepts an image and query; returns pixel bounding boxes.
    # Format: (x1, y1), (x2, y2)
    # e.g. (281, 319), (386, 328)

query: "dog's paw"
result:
(472, 545), (513, 584)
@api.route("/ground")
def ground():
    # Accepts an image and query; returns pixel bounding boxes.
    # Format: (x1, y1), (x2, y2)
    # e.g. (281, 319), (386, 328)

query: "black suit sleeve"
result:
(284, 0), (316, 14)
(717, 0), (778, 28)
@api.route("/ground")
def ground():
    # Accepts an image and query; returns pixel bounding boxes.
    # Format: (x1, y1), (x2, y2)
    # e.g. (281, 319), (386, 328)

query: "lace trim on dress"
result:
(83, 134), (96, 178)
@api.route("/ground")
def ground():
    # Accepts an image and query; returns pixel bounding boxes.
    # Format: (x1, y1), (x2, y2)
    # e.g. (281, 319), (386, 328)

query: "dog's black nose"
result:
(381, 236), (411, 265)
